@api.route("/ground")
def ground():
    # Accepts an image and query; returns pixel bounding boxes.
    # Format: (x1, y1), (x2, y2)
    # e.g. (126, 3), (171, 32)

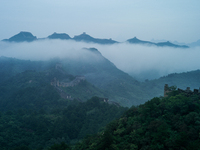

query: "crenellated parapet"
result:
(164, 84), (200, 97)
(51, 76), (85, 88)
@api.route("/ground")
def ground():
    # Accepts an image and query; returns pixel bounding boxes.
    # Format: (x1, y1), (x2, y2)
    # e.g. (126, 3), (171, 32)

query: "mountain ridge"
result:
(2, 31), (190, 48)
(0, 52), (144, 107)
(127, 37), (189, 48)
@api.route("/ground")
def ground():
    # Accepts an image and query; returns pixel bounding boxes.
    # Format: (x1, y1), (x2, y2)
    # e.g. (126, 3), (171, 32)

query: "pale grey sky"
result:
(0, 0), (200, 43)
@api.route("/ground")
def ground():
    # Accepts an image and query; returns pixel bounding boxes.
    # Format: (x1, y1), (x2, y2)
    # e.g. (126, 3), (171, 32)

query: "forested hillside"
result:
(1, 55), (200, 149)
(1, 56), (200, 108)
(142, 70), (200, 99)
(0, 97), (127, 150)
(0, 67), (108, 112)
(75, 88), (200, 150)
(0, 55), (147, 107)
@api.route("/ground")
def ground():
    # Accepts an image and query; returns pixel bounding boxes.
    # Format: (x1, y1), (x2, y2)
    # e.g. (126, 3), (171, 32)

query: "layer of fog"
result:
(0, 40), (103, 62)
(98, 44), (200, 81)
(0, 40), (200, 81)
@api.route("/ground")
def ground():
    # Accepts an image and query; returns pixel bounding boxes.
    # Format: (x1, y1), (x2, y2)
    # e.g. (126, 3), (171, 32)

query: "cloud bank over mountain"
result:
(0, 40), (200, 80)
(0, 40), (100, 61)
(98, 44), (200, 80)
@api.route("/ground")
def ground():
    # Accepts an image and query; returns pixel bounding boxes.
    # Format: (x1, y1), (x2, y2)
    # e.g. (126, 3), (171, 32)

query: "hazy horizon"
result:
(0, 0), (200, 43)
(1, 0), (200, 80)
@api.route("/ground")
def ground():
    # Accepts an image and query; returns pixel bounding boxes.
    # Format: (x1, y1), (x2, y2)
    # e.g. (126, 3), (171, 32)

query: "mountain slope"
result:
(75, 90), (200, 150)
(1, 53), (200, 107)
(0, 96), (128, 150)
(57, 48), (146, 106)
(0, 65), (107, 111)
(0, 56), (52, 82)
(0, 45), (147, 107)
(142, 70), (200, 98)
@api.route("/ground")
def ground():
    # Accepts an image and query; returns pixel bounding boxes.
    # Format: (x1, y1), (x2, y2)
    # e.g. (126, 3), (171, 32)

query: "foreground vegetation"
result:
(0, 97), (127, 150)
(75, 90), (200, 150)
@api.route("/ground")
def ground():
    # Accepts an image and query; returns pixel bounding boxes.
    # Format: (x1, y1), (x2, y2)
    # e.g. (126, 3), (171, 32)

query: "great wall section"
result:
(164, 84), (200, 97)
(50, 63), (120, 106)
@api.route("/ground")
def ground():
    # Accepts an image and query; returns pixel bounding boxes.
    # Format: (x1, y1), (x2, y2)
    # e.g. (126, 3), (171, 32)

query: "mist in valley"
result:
(0, 40), (200, 81)
(98, 43), (200, 81)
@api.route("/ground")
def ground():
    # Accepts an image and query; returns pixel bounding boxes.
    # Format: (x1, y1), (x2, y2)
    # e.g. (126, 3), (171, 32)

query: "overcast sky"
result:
(0, 0), (200, 43)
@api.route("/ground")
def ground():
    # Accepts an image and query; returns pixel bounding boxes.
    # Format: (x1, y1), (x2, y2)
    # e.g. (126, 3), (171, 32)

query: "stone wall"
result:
(164, 84), (200, 97)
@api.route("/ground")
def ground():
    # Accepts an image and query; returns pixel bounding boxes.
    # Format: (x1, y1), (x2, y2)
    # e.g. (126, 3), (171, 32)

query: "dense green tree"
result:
(0, 97), (127, 150)
(13, 145), (32, 150)
(48, 142), (71, 150)
(75, 90), (200, 150)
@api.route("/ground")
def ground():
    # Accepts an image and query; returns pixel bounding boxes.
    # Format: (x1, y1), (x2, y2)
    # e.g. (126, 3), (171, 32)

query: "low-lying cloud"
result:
(98, 44), (200, 80)
(0, 40), (96, 61)
(0, 40), (200, 81)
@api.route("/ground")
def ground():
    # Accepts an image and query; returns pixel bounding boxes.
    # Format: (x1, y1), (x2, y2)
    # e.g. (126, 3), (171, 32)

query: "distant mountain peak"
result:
(1, 31), (190, 48)
(156, 41), (189, 48)
(127, 37), (154, 45)
(3, 31), (37, 42)
(73, 32), (118, 44)
(127, 36), (189, 48)
(47, 32), (71, 40)
(73, 32), (93, 41)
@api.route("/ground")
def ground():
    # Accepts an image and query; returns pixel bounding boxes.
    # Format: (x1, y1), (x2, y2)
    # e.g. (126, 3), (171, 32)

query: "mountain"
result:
(0, 56), (48, 83)
(1, 48), (200, 107)
(188, 39), (200, 47)
(141, 70), (200, 99)
(2, 31), (37, 42)
(73, 32), (118, 44)
(0, 47), (146, 107)
(127, 37), (189, 48)
(47, 32), (72, 40)
(156, 41), (189, 48)
(75, 89), (200, 149)
(56, 48), (148, 106)
(0, 96), (128, 150)
(1, 31), (190, 48)
(127, 37), (155, 45)
(0, 61), (109, 111)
